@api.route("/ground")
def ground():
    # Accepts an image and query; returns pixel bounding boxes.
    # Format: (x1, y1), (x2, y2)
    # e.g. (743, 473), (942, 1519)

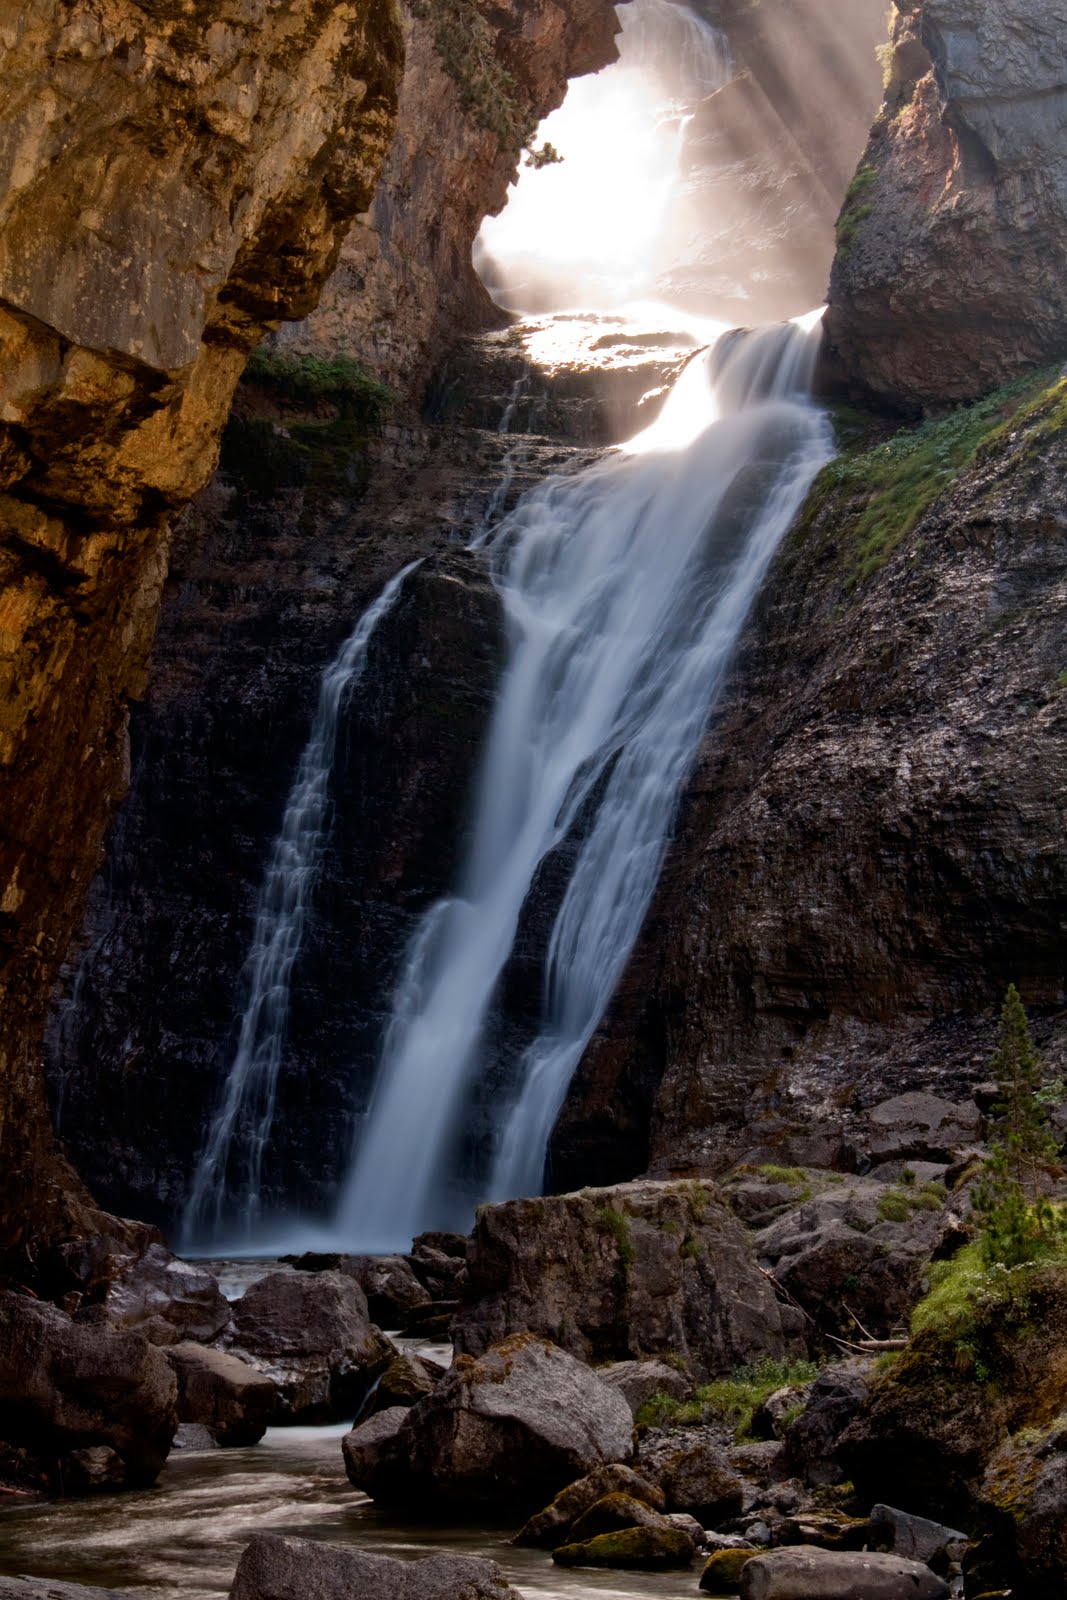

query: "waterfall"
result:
(335, 319), (832, 1251)
(182, 559), (421, 1249)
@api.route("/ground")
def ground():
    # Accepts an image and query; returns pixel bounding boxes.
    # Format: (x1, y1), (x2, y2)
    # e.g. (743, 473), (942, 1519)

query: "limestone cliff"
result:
(0, 0), (404, 1256)
(822, 0), (1067, 410)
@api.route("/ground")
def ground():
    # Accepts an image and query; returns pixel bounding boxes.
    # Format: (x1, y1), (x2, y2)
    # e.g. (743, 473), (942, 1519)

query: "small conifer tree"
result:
(972, 984), (1065, 1267)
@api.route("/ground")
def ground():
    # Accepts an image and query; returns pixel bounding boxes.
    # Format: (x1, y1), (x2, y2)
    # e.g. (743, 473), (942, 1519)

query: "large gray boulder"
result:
(165, 1342), (276, 1445)
(866, 1094), (980, 1163)
(0, 1290), (177, 1490)
(341, 1407), (408, 1492)
(230, 1271), (393, 1423)
(738, 1546), (948, 1600)
(228, 1534), (523, 1600)
(102, 1243), (230, 1345)
(454, 1181), (790, 1380)
(638, 1432), (745, 1525)
(346, 1333), (634, 1511)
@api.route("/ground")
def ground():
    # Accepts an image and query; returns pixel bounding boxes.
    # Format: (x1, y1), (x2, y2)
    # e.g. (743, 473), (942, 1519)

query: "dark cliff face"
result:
(822, 0), (1067, 411)
(0, 0), (404, 1256)
(554, 380), (1067, 1184)
(0, 0), (625, 1252)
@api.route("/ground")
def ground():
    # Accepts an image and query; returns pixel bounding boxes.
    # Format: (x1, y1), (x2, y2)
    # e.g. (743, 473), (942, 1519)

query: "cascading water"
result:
(336, 319), (832, 1250)
(182, 560), (421, 1250)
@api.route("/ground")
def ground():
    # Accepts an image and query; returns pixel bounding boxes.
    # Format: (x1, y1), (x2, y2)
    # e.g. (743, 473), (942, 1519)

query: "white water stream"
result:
(182, 561), (421, 1249)
(337, 321), (832, 1248)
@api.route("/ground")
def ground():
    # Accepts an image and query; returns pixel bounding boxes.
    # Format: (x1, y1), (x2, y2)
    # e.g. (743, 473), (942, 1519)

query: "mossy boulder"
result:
(552, 1526), (695, 1570)
(700, 1546), (760, 1592)
(568, 1491), (684, 1545)
(513, 1462), (665, 1548)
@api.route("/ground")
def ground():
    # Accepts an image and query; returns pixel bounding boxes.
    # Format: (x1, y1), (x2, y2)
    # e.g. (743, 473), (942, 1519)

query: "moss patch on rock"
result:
(552, 1525), (696, 1569)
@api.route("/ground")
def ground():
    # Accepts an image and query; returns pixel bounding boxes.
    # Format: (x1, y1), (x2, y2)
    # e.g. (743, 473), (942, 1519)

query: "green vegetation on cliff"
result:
(410, 0), (557, 162)
(801, 366), (1066, 584)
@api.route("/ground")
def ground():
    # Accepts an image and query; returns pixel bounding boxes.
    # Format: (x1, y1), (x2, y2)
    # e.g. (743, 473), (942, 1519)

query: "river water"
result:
(0, 1425), (693, 1600)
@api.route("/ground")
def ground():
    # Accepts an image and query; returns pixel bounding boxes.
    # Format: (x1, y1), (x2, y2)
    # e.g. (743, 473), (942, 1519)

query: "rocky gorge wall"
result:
(822, 0), (1067, 409)
(0, 0), (404, 1256)
(40, 0), (892, 1233)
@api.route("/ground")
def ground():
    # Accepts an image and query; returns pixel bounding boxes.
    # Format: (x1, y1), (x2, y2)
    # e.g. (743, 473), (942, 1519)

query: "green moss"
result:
(700, 1547), (760, 1591)
(910, 1237), (1067, 1366)
(681, 1236), (705, 1260)
(756, 1164), (810, 1187)
(835, 163), (877, 256)
(552, 1526), (695, 1569)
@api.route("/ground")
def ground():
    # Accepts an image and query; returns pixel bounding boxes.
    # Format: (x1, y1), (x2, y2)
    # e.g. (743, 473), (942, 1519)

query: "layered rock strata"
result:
(0, 0), (404, 1257)
(822, 0), (1067, 409)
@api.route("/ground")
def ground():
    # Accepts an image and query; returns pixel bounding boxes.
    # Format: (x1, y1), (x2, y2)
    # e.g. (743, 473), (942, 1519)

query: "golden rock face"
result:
(0, 0), (404, 1254)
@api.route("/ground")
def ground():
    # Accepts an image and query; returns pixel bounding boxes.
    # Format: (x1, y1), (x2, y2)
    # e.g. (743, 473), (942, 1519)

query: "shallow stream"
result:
(0, 1425), (691, 1600)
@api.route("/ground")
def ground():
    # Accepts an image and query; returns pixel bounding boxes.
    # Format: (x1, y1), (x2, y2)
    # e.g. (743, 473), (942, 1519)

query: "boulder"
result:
(975, 1413), (1067, 1597)
(165, 1343), (276, 1445)
(639, 1433), (745, 1524)
(568, 1491), (683, 1545)
(341, 1408), (409, 1493)
(454, 1181), (789, 1381)
(868, 1504), (967, 1569)
(701, 1548), (761, 1593)
(230, 1271), (393, 1423)
(101, 1244), (230, 1345)
(785, 1362), (871, 1486)
(552, 1526), (695, 1569)
(737, 1547), (948, 1600)
(410, 1234), (468, 1301)
(345, 1257), (432, 1328)
(866, 1094), (981, 1164)
(351, 1334), (634, 1511)
(729, 1441), (789, 1487)
(0, 1290), (177, 1490)
(228, 1533), (523, 1600)
(665, 1511), (706, 1546)
(598, 1359), (692, 1416)
(364, 1352), (443, 1416)
(753, 1384), (815, 1442)
(513, 1461), (665, 1548)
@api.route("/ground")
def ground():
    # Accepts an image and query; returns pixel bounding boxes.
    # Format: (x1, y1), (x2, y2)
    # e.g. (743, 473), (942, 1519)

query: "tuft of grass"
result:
(635, 1392), (704, 1429)
(876, 1181), (948, 1224)
(697, 1356), (821, 1441)
(756, 1164), (810, 1186)
(596, 1205), (635, 1293)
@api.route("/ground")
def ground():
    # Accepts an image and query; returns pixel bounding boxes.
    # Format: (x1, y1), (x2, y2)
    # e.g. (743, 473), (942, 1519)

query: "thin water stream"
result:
(0, 1427), (694, 1600)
